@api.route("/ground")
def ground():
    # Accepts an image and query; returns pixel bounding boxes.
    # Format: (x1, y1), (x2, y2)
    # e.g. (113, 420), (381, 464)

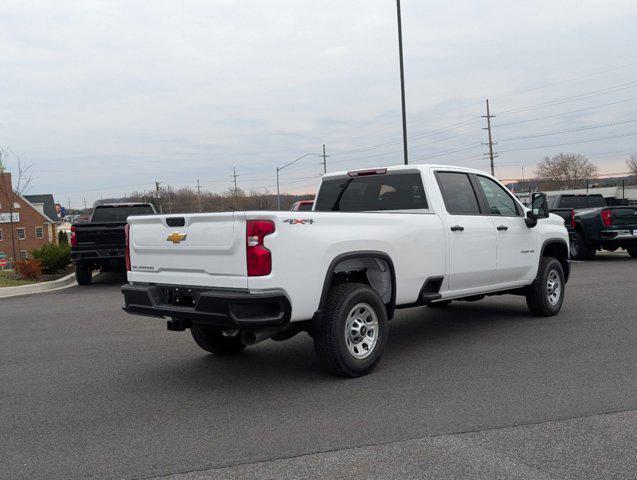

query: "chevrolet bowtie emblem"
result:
(166, 232), (187, 244)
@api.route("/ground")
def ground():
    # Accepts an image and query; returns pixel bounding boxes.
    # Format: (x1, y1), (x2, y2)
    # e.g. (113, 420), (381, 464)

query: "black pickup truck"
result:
(547, 194), (637, 260)
(71, 203), (156, 285)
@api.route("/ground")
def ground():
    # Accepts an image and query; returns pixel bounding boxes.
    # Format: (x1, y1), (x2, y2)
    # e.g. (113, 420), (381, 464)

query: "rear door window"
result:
(314, 172), (427, 212)
(435, 172), (481, 215)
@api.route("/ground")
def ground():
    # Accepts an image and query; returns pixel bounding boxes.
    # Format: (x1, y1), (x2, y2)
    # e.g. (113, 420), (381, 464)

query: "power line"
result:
(498, 80), (637, 116)
(499, 118), (637, 142)
(498, 132), (637, 154)
(493, 97), (637, 128)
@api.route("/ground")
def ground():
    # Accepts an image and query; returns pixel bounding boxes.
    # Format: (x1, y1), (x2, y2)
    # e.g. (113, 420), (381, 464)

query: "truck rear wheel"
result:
(526, 257), (565, 316)
(75, 265), (92, 285)
(191, 325), (246, 355)
(314, 283), (388, 377)
(627, 246), (637, 258)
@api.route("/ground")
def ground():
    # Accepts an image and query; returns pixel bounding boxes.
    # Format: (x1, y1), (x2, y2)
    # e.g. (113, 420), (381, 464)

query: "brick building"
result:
(0, 172), (57, 265)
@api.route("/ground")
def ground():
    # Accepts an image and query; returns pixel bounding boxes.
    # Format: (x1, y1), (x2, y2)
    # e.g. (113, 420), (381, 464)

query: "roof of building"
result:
(23, 194), (58, 222)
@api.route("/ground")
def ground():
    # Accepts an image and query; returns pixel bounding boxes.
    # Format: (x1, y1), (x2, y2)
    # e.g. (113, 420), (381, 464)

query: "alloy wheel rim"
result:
(546, 270), (561, 305)
(344, 303), (379, 359)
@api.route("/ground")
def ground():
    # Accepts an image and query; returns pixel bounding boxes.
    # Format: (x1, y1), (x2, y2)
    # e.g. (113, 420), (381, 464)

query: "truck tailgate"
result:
(128, 212), (248, 289)
(75, 222), (125, 247)
(610, 207), (637, 229)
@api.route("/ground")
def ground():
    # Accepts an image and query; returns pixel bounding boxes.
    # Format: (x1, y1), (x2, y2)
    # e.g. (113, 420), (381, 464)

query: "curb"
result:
(0, 272), (77, 299)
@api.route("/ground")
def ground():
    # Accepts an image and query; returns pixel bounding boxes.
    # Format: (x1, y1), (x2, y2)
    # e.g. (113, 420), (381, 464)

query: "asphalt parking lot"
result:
(1, 253), (635, 480)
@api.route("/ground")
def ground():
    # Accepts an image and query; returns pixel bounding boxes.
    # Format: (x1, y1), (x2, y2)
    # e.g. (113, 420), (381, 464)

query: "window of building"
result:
(19, 250), (28, 260)
(17, 228), (26, 240)
(0, 228), (3, 241)
(14, 202), (21, 209)
(35, 226), (44, 238)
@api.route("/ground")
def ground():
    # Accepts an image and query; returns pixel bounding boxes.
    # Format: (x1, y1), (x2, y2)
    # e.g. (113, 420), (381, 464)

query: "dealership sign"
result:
(0, 213), (20, 223)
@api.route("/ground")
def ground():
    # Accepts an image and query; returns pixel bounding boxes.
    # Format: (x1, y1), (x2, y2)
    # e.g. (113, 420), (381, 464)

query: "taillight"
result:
(246, 220), (275, 276)
(125, 224), (131, 272)
(70, 225), (77, 247)
(570, 210), (576, 229)
(601, 209), (612, 228)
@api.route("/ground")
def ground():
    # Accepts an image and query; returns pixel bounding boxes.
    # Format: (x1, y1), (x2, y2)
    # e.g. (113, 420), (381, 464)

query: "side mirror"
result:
(525, 192), (549, 228)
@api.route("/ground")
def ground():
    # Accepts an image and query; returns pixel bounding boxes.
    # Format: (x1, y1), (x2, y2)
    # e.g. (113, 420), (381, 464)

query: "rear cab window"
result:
(314, 171), (428, 212)
(556, 195), (606, 209)
(91, 205), (155, 222)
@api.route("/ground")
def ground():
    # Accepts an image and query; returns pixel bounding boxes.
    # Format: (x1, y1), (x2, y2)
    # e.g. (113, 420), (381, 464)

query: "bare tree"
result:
(535, 153), (598, 189)
(0, 148), (34, 264)
(627, 155), (637, 176)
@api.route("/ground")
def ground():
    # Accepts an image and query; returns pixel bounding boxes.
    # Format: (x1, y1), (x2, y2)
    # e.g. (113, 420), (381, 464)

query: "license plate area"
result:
(159, 286), (205, 307)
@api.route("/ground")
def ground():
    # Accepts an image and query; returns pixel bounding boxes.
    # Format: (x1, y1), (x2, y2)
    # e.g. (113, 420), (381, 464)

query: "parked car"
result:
(569, 205), (637, 260)
(547, 193), (607, 228)
(71, 203), (156, 285)
(121, 165), (569, 376)
(290, 200), (314, 211)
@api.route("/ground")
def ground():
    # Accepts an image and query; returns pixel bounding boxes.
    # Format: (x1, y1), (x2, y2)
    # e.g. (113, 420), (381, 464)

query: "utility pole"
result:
(396, 0), (409, 165)
(155, 181), (163, 213)
(196, 179), (202, 212)
(231, 167), (240, 209)
(482, 99), (498, 176)
(83, 197), (87, 210)
(320, 144), (330, 174)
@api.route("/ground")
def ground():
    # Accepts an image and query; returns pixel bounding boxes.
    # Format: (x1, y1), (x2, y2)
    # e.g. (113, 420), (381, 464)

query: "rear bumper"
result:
(121, 283), (291, 328)
(600, 229), (637, 241)
(72, 248), (124, 265)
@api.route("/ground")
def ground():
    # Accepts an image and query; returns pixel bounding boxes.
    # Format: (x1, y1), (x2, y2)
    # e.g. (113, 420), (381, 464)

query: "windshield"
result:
(91, 205), (154, 222)
(314, 172), (428, 212)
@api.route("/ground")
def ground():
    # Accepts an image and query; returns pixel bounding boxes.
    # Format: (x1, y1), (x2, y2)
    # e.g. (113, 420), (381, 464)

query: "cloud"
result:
(0, 0), (635, 204)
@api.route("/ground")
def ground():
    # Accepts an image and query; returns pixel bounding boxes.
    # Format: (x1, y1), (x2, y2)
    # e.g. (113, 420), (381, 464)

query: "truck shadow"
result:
(139, 300), (539, 389)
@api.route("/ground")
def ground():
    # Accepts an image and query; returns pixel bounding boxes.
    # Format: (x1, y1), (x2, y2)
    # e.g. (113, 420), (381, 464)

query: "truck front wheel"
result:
(314, 283), (388, 377)
(571, 233), (595, 260)
(627, 246), (637, 258)
(191, 325), (246, 355)
(526, 257), (565, 316)
(75, 264), (92, 285)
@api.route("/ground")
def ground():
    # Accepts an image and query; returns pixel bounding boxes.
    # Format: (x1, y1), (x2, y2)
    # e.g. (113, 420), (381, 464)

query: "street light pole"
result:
(396, 0), (408, 165)
(275, 152), (319, 210)
(276, 167), (281, 210)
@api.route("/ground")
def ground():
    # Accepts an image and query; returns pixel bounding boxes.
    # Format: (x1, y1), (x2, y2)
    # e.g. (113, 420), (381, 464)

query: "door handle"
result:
(497, 225), (508, 231)
(450, 225), (464, 232)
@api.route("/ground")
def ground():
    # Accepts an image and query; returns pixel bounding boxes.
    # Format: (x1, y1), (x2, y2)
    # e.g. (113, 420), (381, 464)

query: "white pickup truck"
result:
(122, 164), (570, 376)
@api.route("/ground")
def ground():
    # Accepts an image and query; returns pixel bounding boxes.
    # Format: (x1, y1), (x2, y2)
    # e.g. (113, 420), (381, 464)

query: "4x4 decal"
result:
(283, 219), (315, 225)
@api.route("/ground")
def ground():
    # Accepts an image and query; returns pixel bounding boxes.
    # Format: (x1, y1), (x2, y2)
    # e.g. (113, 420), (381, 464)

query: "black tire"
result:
(571, 233), (594, 260)
(75, 264), (92, 285)
(428, 300), (452, 308)
(627, 246), (637, 258)
(314, 283), (388, 377)
(526, 257), (565, 316)
(191, 325), (246, 355)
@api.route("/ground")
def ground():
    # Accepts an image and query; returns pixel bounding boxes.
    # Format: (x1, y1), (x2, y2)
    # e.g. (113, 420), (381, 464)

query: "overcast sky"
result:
(1, 0), (636, 206)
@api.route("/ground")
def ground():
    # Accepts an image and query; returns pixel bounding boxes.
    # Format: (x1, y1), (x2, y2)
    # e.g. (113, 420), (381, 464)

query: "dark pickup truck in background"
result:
(71, 203), (156, 285)
(547, 194), (637, 260)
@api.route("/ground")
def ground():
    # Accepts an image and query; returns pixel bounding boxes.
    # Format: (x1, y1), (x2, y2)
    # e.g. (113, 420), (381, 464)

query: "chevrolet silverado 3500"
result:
(122, 165), (570, 377)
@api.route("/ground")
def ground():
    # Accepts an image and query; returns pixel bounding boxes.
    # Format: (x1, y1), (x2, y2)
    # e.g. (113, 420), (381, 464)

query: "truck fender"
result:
(314, 251), (396, 321)
(539, 239), (570, 283)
